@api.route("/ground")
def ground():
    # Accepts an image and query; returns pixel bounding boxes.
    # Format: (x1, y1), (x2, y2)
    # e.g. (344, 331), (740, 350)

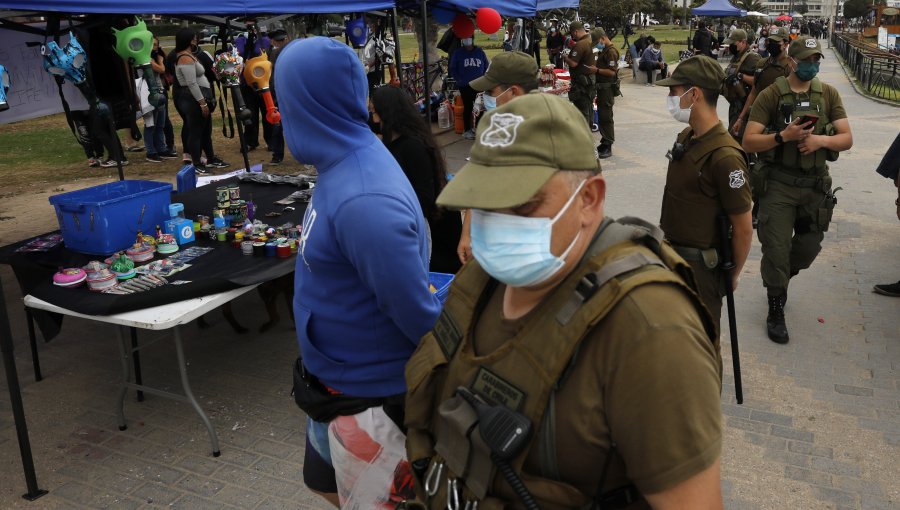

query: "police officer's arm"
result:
(644, 459), (723, 510)
(729, 211), (753, 291)
(742, 87), (814, 153)
(564, 52), (580, 68)
(797, 117), (852, 155)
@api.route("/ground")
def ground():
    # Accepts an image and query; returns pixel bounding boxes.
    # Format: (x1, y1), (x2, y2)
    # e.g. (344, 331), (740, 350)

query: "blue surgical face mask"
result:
(482, 87), (510, 111)
(595, 42), (605, 50)
(794, 60), (820, 82)
(471, 180), (586, 288)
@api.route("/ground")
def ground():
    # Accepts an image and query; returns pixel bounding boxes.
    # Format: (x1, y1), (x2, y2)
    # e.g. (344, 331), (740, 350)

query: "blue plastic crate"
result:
(49, 180), (173, 255)
(429, 272), (455, 305)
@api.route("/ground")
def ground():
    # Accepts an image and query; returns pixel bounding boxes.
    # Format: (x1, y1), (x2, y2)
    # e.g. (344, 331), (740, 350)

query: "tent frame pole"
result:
(421, 0), (430, 118)
(390, 8), (403, 90)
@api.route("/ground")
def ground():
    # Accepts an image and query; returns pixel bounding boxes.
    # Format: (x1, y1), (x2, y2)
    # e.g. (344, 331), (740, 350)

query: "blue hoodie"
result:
(275, 37), (441, 398)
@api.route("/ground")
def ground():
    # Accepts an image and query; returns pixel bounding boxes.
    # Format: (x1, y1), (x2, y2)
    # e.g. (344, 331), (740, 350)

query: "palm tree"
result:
(737, 0), (765, 13)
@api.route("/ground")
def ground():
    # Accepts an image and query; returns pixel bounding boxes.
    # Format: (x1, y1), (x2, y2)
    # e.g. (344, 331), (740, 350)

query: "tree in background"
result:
(796, 0), (809, 15)
(842, 0), (869, 20)
(580, 0), (648, 29)
(737, 0), (766, 13)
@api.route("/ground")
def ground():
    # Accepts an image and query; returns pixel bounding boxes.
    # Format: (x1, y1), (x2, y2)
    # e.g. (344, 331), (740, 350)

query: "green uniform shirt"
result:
(749, 80), (848, 127)
(596, 46), (620, 83)
(569, 34), (596, 76)
(473, 280), (722, 502)
(732, 49), (761, 76)
(753, 54), (791, 96)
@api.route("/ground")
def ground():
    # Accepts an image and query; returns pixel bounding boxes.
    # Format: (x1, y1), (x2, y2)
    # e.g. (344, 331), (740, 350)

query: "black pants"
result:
(271, 121), (284, 161)
(240, 83), (261, 149)
(174, 87), (213, 165)
(459, 85), (476, 132)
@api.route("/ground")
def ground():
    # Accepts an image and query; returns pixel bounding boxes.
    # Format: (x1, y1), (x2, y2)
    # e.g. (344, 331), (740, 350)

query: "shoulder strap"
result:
(734, 49), (752, 72)
(53, 76), (82, 144)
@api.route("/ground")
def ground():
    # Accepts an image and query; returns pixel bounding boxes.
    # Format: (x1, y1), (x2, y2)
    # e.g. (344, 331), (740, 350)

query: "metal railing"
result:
(831, 33), (900, 102)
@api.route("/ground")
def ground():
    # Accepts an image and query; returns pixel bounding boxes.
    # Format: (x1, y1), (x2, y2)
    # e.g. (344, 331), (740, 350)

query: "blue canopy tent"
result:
(0, 0), (396, 14)
(537, 0), (581, 10)
(691, 0), (746, 17)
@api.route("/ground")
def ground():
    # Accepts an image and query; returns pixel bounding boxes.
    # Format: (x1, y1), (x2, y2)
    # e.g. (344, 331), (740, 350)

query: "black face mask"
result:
(729, 44), (738, 55)
(766, 41), (782, 57)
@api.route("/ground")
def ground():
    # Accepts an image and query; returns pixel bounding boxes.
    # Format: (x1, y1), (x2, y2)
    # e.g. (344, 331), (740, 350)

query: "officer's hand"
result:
(782, 117), (814, 142)
(585, 65), (598, 74)
(457, 234), (472, 265)
(731, 117), (744, 136)
(798, 134), (825, 154)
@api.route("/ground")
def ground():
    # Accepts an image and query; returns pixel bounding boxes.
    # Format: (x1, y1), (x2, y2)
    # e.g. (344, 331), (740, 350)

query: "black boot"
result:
(597, 143), (612, 159)
(767, 293), (790, 344)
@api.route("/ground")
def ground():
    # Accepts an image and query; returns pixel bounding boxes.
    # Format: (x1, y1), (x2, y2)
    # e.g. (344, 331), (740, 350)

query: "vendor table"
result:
(1, 177), (308, 499)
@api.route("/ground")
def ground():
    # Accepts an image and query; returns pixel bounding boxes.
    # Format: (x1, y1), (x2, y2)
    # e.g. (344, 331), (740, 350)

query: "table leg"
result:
(2, 282), (48, 500)
(129, 327), (144, 402)
(24, 308), (42, 382)
(115, 326), (131, 431)
(172, 325), (220, 457)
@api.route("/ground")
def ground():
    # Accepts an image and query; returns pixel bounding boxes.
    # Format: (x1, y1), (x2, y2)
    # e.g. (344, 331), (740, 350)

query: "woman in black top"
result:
(370, 86), (462, 274)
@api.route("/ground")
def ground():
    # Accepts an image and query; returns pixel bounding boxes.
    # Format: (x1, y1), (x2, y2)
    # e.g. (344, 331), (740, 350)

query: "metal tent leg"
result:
(172, 326), (220, 457)
(24, 308), (42, 382)
(114, 326), (130, 431)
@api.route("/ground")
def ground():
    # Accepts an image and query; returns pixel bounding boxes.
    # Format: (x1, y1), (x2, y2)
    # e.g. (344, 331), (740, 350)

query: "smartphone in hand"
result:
(796, 114), (819, 126)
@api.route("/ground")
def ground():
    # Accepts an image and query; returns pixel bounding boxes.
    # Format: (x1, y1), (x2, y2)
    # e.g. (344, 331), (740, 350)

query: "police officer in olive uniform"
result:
(588, 28), (619, 159)
(657, 57), (753, 339)
(743, 36), (853, 344)
(731, 27), (791, 138)
(403, 93), (724, 510)
(721, 29), (760, 142)
(563, 21), (596, 129)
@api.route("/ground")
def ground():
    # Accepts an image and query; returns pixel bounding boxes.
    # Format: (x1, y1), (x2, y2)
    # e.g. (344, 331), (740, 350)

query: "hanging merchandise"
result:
(452, 14), (476, 39)
(347, 16), (367, 48)
(243, 53), (281, 124)
(476, 8), (503, 34)
(42, 32), (106, 115)
(213, 47), (251, 122)
(0, 64), (9, 111)
(111, 18), (165, 108)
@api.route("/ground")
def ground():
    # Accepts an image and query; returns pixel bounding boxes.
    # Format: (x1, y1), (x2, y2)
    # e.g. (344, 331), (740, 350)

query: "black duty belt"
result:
(768, 168), (828, 189)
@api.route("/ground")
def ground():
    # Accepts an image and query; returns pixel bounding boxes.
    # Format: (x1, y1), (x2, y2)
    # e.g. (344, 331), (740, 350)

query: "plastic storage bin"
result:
(49, 180), (173, 255)
(429, 272), (455, 305)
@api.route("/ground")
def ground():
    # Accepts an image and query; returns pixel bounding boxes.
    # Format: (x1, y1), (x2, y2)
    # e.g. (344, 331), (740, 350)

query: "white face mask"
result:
(471, 180), (586, 288)
(666, 87), (695, 124)
(461, 38), (474, 46)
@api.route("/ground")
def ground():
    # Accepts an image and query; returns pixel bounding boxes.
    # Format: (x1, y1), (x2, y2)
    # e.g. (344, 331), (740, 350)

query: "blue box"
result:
(165, 218), (196, 245)
(49, 180), (173, 255)
(429, 272), (455, 305)
(175, 164), (197, 194)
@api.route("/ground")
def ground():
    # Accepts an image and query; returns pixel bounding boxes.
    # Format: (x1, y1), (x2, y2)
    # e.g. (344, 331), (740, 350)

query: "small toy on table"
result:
(110, 253), (136, 280)
(53, 267), (87, 288)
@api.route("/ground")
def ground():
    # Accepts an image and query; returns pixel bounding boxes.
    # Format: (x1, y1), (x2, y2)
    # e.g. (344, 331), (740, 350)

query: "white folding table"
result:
(23, 284), (259, 457)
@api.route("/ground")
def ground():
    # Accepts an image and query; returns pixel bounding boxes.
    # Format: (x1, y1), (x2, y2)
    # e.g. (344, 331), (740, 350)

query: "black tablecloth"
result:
(0, 178), (307, 323)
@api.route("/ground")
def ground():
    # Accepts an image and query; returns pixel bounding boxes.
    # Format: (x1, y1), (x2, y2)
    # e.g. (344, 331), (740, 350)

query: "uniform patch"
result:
(729, 169), (747, 189)
(480, 113), (525, 148)
(571, 50), (578, 57)
(433, 310), (462, 359)
(805, 38), (817, 48)
(471, 367), (525, 411)
(609, 60), (615, 66)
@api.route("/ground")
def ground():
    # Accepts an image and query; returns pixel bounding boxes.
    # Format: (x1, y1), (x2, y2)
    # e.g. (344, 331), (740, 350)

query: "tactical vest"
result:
(753, 55), (790, 94)
(759, 76), (832, 173)
(722, 50), (754, 103)
(405, 218), (717, 510)
(660, 125), (747, 250)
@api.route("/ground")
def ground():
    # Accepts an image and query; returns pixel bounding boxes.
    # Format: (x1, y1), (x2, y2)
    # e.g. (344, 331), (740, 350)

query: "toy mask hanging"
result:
(214, 47), (251, 122)
(347, 16), (367, 48)
(0, 64), (9, 111)
(112, 18), (164, 107)
(43, 32), (88, 85)
(243, 53), (280, 124)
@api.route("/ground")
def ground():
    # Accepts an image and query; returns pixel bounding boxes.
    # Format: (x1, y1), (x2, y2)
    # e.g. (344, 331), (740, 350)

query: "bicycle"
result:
(400, 57), (449, 102)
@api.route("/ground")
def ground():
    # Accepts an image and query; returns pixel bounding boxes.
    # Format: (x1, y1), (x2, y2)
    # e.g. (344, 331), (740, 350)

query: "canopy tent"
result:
(536, 0), (581, 10)
(401, 0), (537, 18)
(691, 0), (746, 17)
(0, 0), (396, 14)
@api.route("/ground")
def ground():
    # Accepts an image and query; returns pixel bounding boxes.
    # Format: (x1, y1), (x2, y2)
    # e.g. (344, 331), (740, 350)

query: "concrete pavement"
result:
(1, 42), (898, 509)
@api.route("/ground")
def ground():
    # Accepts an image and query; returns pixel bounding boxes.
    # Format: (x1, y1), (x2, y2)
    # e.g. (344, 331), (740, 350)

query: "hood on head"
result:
(274, 37), (375, 169)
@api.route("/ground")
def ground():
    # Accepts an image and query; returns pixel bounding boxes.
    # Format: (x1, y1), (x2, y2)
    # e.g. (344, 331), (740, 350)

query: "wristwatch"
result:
(774, 131), (784, 144)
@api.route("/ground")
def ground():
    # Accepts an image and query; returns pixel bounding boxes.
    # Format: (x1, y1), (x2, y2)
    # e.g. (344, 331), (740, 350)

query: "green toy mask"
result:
(112, 18), (164, 108)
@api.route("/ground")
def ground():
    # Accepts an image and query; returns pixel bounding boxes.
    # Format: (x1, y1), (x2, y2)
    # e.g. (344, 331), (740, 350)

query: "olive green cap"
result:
(569, 20), (584, 32)
(789, 35), (825, 60)
(724, 28), (747, 44)
(656, 55), (725, 90)
(436, 94), (597, 210)
(767, 27), (788, 41)
(590, 27), (606, 42)
(469, 51), (539, 91)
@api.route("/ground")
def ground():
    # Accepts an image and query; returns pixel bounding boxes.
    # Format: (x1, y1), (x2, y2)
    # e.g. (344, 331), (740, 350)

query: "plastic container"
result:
(176, 165), (197, 194)
(49, 180), (173, 256)
(429, 272), (455, 305)
(438, 101), (452, 129)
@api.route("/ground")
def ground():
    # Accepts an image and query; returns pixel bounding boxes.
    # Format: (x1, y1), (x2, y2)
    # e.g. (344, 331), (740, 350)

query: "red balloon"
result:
(452, 14), (475, 39)
(476, 8), (503, 35)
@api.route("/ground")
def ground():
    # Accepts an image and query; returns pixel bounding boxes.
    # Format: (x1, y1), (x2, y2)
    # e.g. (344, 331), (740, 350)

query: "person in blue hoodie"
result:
(449, 37), (488, 140)
(275, 37), (441, 508)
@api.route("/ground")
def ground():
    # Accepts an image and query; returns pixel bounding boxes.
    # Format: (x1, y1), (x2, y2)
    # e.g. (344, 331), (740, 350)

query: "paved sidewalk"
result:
(1, 43), (898, 509)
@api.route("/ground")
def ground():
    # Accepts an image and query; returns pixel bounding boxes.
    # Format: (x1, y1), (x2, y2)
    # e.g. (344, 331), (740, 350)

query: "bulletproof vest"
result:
(753, 54), (790, 94)
(760, 76), (831, 173)
(660, 125), (746, 249)
(405, 218), (717, 510)
(722, 49), (754, 102)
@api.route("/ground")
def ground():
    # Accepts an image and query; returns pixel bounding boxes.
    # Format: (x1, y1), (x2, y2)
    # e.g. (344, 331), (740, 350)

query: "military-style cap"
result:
(656, 55), (726, 90)
(469, 51), (539, 91)
(789, 35), (825, 60)
(270, 28), (287, 41)
(436, 94), (597, 210)
(767, 27), (788, 41)
(569, 20), (584, 32)
(724, 28), (747, 44)
(590, 27), (606, 43)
